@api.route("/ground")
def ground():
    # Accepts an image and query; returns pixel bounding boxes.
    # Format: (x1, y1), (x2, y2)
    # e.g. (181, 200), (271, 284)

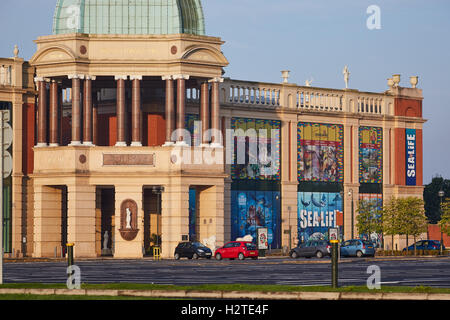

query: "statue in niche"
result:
(103, 231), (109, 250)
(126, 207), (132, 229)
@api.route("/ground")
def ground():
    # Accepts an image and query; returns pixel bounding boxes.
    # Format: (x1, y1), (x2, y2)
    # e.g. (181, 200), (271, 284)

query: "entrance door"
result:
(143, 187), (162, 256)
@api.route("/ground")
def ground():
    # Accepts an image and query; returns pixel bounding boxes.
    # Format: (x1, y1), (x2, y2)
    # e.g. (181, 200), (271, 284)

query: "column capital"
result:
(114, 75), (128, 81)
(130, 75), (143, 81)
(173, 74), (190, 80)
(209, 77), (224, 83)
(68, 74), (85, 80)
(162, 75), (173, 81)
(85, 75), (96, 81)
(34, 77), (44, 83)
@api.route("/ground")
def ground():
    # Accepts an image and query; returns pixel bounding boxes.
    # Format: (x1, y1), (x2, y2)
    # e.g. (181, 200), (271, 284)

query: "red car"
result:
(214, 241), (259, 260)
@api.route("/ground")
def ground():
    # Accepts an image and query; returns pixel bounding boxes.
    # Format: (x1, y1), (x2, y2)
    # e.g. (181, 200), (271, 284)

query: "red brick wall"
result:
(428, 225), (450, 247)
(22, 103), (35, 175)
(395, 98), (422, 117)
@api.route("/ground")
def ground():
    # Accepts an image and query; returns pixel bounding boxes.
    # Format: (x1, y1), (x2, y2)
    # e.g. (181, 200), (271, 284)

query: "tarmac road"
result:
(3, 256), (450, 288)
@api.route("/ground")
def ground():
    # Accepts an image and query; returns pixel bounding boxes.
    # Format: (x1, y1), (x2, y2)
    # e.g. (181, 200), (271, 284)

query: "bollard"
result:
(67, 243), (74, 267)
(153, 246), (161, 261)
(331, 240), (339, 288)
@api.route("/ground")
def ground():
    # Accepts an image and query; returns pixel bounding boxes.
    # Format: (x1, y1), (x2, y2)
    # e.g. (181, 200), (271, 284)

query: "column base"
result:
(175, 141), (189, 147)
(209, 143), (223, 148)
(130, 142), (142, 147)
(82, 141), (95, 147)
(115, 142), (127, 147)
(35, 143), (48, 148)
(163, 141), (175, 147)
(69, 141), (82, 146)
(49, 143), (60, 147)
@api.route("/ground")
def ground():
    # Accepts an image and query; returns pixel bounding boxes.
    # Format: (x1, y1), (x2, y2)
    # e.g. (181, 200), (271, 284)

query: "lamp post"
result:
(438, 190), (445, 255)
(340, 190), (345, 241)
(348, 189), (354, 239)
(152, 186), (165, 248)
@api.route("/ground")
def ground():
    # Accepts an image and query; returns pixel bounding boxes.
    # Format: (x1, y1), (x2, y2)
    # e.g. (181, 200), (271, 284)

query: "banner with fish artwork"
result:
(297, 192), (344, 242)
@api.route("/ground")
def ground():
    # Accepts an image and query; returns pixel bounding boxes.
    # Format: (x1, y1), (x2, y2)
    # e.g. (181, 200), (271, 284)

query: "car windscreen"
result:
(192, 242), (206, 248)
(363, 241), (373, 246)
(245, 243), (256, 250)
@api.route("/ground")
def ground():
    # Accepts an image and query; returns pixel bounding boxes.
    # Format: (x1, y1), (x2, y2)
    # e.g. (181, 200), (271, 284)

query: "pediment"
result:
(31, 46), (76, 65)
(182, 46), (228, 66)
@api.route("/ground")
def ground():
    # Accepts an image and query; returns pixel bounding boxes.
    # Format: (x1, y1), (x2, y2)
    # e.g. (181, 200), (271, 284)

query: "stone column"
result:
(200, 81), (210, 145)
(69, 75), (82, 146)
(174, 74), (189, 145)
(49, 80), (59, 147)
(115, 76), (127, 146)
(163, 75), (175, 146)
(92, 91), (99, 146)
(130, 76), (142, 146)
(209, 77), (224, 147)
(35, 77), (48, 147)
(83, 76), (95, 146)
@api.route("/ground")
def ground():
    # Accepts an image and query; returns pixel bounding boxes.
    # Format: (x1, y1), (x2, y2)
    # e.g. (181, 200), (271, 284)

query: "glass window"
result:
(223, 243), (234, 249)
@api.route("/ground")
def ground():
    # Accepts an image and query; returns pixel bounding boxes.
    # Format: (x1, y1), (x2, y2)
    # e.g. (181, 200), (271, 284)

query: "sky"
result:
(0, 0), (449, 184)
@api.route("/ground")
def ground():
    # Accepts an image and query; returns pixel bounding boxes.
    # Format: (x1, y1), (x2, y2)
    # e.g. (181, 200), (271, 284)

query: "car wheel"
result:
(174, 253), (180, 260)
(356, 250), (363, 258)
(192, 253), (199, 260)
(290, 251), (298, 259)
(215, 253), (222, 261)
(238, 253), (245, 261)
(316, 251), (323, 259)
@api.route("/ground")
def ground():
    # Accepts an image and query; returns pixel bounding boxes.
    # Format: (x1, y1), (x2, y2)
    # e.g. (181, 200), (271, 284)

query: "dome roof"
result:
(52, 0), (205, 36)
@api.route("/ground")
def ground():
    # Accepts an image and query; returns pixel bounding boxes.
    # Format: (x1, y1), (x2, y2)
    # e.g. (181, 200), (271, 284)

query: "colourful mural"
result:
(231, 118), (281, 181)
(359, 127), (383, 183)
(297, 123), (344, 182)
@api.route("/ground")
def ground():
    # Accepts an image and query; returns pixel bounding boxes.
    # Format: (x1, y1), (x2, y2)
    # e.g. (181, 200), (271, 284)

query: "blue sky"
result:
(1, 0), (449, 183)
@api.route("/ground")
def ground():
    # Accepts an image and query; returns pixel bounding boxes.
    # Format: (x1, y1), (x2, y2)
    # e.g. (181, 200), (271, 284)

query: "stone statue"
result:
(103, 231), (109, 250)
(343, 66), (350, 89)
(126, 207), (132, 229)
(13, 45), (19, 58)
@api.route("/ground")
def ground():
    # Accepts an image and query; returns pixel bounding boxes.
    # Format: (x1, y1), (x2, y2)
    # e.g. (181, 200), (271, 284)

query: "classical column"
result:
(49, 80), (59, 147)
(163, 75), (175, 146)
(174, 74), (189, 145)
(83, 76), (95, 146)
(209, 77), (224, 147)
(68, 75), (82, 146)
(200, 81), (210, 146)
(130, 76), (142, 146)
(35, 77), (48, 147)
(92, 91), (99, 146)
(115, 76), (127, 147)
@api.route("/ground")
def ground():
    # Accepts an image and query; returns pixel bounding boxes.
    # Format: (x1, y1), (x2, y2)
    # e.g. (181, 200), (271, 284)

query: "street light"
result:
(339, 190), (345, 241)
(438, 190), (445, 255)
(348, 189), (354, 239)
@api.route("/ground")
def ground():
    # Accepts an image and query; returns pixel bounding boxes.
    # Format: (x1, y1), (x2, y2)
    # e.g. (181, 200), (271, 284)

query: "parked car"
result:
(174, 241), (212, 260)
(402, 240), (445, 252)
(214, 241), (258, 260)
(340, 239), (375, 257)
(289, 240), (331, 259)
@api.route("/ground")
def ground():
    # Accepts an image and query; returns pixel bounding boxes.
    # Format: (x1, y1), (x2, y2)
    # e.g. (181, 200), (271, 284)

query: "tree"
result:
(400, 197), (428, 255)
(439, 199), (450, 236)
(356, 199), (383, 244)
(382, 197), (402, 254)
(424, 177), (450, 224)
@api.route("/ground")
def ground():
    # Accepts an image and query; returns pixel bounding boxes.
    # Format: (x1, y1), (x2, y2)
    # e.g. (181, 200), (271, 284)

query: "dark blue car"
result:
(402, 240), (445, 252)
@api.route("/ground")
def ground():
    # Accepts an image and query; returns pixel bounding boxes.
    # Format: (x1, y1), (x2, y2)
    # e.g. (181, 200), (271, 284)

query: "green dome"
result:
(52, 0), (205, 36)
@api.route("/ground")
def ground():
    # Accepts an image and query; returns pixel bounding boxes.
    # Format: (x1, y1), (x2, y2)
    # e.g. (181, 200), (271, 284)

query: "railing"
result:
(221, 79), (392, 116)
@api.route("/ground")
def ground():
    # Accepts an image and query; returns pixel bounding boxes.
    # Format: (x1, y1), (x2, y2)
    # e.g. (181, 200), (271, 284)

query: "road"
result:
(3, 257), (450, 288)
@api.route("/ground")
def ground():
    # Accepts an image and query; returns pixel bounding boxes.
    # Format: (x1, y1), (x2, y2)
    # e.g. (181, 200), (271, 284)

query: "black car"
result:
(174, 242), (213, 260)
(289, 240), (331, 259)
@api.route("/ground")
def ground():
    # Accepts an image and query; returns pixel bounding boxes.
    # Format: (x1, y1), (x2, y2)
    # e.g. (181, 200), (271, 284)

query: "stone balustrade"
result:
(220, 78), (395, 116)
(0, 62), (12, 86)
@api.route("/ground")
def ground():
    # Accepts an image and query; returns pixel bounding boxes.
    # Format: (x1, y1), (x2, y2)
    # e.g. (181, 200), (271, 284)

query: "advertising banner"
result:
(359, 127), (383, 183)
(231, 190), (280, 248)
(297, 123), (344, 182)
(231, 118), (281, 181)
(297, 192), (343, 242)
(405, 129), (416, 186)
(257, 228), (269, 250)
(358, 193), (383, 248)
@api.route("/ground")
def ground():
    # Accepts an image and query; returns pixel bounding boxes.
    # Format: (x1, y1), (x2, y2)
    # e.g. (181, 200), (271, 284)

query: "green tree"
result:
(356, 199), (383, 243)
(382, 197), (402, 254)
(438, 199), (450, 236)
(423, 177), (450, 224)
(399, 197), (428, 255)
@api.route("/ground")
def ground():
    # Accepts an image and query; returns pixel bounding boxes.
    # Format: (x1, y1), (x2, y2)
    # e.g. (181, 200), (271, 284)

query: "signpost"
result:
(329, 227), (339, 288)
(0, 109), (12, 284)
